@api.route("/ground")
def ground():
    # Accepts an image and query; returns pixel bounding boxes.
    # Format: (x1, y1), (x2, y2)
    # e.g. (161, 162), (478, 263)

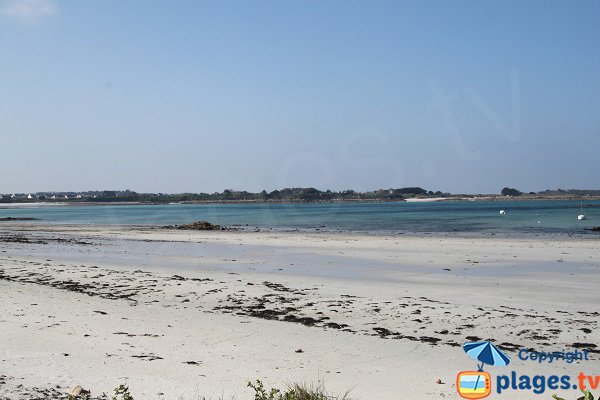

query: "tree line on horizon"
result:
(2, 187), (599, 204)
(1, 187), (444, 203)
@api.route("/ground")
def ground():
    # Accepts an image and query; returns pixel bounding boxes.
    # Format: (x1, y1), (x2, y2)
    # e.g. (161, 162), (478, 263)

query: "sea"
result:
(1, 200), (599, 236)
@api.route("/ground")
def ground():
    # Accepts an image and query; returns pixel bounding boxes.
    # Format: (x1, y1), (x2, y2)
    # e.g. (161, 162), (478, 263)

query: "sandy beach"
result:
(3, 0), (599, 398)
(0, 224), (598, 399)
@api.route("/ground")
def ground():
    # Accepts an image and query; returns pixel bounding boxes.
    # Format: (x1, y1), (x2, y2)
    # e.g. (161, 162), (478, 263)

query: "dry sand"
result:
(0, 224), (598, 399)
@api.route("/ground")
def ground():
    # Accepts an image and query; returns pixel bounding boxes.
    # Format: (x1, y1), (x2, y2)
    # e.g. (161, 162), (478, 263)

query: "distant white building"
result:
(51, 195), (56, 199)
(27, 194), (33, 199)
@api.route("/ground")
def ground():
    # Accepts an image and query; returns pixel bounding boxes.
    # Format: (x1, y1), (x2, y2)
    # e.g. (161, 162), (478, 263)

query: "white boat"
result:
(578, 202), (586, 220)
(499, 210), (506, 215)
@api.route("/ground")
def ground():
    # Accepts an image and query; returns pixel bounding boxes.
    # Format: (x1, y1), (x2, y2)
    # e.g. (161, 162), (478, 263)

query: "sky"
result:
(1, 0), (599, 194)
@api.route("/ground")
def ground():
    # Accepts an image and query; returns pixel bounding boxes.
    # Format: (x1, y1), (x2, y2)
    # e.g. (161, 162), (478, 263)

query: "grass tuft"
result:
(67, 379), (350, 400)
(247, 380), (350, 400)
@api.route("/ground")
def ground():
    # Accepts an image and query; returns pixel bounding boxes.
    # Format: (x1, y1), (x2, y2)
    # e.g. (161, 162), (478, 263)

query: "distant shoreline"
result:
(1, 195), (600, 208)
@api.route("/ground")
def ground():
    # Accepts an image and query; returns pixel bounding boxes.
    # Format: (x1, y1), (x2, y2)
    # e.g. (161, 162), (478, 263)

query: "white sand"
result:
(0, 225), (598, 399)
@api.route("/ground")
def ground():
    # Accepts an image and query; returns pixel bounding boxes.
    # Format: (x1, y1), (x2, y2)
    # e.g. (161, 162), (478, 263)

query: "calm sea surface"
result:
(0, 200), (599, 235)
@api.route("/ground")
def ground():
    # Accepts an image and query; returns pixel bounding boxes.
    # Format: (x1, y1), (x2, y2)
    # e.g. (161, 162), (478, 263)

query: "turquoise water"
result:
(0, 200), (599, 235)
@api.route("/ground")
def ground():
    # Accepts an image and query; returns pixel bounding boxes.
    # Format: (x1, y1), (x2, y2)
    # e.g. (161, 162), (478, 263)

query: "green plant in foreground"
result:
(553, 388), (595, 400)
(68, 384), (134, 400)
(70, 380), (346, 400)
(107, 384), (134, 400)
(247, 379), (348, 400)
(248, 380), (281, 400)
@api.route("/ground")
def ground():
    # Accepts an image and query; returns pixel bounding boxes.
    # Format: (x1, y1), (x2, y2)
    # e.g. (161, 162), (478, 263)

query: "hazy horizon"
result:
(1, 0), (599, 194)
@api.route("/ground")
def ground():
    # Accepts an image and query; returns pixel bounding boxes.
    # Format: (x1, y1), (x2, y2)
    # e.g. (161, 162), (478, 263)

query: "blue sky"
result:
(1, 0), (599, 194)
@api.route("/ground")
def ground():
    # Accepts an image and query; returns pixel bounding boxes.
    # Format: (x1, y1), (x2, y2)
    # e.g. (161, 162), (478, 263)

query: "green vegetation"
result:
(553, 389), (596, 400)
(247, 380), (349, 400)
(65, 381), (348, 400)
(68, 384), (134, 400)
(109, 385), (134, 400)
(1, 187), (441, 204)
(501, 187), (522, 196)
(3, 186), (599, 204)
(540, 189), (600, 197)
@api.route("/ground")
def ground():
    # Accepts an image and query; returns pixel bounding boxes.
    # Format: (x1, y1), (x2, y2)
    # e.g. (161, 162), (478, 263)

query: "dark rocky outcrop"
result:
(162, 221), (226, 231)
(0, 217), (41, 221)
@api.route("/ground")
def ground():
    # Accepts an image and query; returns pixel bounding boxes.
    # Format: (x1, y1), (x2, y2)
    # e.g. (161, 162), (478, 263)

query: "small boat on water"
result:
(499, 210), (506, 215)
(578, 202), (586, 220)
